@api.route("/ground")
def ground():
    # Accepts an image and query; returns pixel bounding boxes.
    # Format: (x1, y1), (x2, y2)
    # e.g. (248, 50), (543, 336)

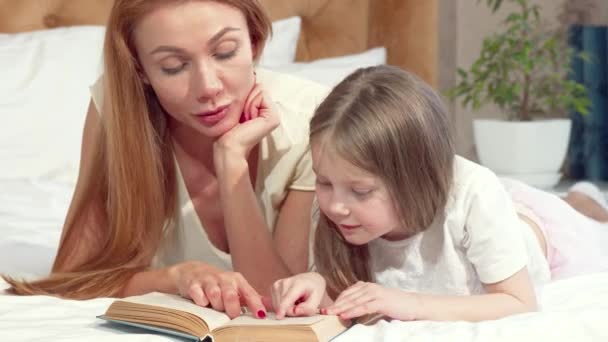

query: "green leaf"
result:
(456, 68), (468, 79)
(447, 0), (592, 119)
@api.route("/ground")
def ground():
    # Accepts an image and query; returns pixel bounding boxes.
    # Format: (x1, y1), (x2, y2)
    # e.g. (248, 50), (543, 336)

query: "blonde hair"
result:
(311, 65), (455, 298)
(3, 0), (272, 299)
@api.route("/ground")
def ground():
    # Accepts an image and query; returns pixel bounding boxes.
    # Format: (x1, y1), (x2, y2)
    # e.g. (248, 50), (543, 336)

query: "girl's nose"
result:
(329, 199), (350, 217)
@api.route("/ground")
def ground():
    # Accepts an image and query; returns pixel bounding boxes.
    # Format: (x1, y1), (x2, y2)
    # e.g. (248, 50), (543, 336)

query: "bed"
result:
(1, 0), (607, 341)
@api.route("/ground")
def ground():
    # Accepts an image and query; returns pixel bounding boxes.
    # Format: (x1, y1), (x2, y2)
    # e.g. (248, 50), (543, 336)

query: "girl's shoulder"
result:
(445, 156), (506, 216)
(451, 156), (501, 194)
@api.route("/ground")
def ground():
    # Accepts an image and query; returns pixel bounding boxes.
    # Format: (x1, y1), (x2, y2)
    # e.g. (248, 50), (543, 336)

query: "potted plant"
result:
(448, 0), (591, 188)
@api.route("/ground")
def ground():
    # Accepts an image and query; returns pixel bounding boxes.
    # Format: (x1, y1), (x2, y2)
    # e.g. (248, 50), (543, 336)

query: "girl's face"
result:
(133, 1), (256, 138)
(312, 141), (408, 245)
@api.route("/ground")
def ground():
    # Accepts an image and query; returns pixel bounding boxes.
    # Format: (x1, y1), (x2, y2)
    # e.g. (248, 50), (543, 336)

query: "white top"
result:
(369, 156), (550, 295)
(89, 68), (329, 270)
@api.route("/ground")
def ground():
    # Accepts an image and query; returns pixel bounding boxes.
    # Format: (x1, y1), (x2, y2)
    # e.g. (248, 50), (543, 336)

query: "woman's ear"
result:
(251, 41), (261, 60)
(140, 71), (150, 85)
(136, 64), (150, 85)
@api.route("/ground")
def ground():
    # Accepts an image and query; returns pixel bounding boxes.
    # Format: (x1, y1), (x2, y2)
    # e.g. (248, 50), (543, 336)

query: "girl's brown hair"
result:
(311, 65), (455, 298)
(3, 0), (272, 299)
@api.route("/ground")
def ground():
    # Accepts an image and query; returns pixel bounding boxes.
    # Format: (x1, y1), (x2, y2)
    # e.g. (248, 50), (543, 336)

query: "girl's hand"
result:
(214, 83), (280, 159)
(325, 281), (420, 321)
(271, 272), (327, 319)
(168, 261), (267, 319)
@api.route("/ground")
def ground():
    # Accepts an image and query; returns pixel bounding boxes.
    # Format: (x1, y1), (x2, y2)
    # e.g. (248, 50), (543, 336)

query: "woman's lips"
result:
(196, 104), (229, 125)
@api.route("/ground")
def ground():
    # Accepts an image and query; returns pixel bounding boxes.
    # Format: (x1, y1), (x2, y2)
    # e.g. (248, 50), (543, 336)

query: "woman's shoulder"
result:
(257, 68), (330, 117)
(89, 74), (105, 115)
(257, 68), (330, 147)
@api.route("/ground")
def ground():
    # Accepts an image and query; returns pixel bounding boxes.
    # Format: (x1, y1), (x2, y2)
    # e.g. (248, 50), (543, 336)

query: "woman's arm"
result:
(214, 151), (293, 294)
(123, 261), (266, 319)
(272, 190), (315, 274)
(214, 85), (315, 295)
(53, 102), (266, 318)
(326, 267), (538, 321)
(121, 268), (177, 296)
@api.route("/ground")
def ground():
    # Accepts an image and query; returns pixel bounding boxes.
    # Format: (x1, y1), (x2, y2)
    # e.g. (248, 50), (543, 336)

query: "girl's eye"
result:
(352, 188), (372, 197)
(315, 179), (332, 188)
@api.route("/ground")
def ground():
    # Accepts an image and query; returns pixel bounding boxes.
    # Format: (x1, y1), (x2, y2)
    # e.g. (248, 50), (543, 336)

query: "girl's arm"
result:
(326, 267), (537, 322)
(270, 272), (334, 318)
(414, 267), (537, 321)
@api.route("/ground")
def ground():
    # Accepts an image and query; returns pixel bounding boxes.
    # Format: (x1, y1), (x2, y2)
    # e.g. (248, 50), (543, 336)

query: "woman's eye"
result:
(214, 41), (239, 60)
(162, 63), (187, 75)
(215, 48), (238, 60)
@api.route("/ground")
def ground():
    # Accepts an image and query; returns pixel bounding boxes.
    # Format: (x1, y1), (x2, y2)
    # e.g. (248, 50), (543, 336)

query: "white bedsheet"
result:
(0, 179), (72, 278)
(1, 272), (608, 341)
(1, 180), (608, 341)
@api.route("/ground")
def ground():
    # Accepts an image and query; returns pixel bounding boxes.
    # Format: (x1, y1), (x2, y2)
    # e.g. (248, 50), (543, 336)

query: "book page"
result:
(121, 292), (230, 330)
(222, 313), (324, 328)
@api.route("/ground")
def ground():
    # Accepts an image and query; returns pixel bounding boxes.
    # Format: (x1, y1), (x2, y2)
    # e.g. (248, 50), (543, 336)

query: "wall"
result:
(439, 0), (608, 160)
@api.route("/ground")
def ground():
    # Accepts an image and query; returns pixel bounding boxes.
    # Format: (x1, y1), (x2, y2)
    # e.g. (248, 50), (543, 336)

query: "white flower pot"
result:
(473, 119), (572, 188)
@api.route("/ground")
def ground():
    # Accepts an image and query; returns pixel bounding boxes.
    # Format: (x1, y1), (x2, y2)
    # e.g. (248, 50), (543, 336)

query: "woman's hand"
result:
(214, 83), (280, 159)
(270, 272), (327, 319)
(325, 281), (420, 321)
(168, 261), (267, 319)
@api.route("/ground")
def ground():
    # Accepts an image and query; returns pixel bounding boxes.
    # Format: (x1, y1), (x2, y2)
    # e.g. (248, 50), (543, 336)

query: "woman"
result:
(4, 0), (328, 319)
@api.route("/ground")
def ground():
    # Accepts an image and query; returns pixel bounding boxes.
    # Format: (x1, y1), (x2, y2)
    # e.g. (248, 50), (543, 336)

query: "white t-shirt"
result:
(369, 156), (550, 295)
(89, 68), (329, 270)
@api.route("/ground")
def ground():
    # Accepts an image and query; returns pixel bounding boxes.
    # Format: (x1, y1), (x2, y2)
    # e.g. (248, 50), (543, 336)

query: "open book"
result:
(98, 292), (349, 342)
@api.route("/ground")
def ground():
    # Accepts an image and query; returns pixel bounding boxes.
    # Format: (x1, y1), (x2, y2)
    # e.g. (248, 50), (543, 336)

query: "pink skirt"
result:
(500, 178), (608, 280)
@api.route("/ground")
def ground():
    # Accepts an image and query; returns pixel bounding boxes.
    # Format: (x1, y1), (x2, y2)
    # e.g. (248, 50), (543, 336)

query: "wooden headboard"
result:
(0, 0), (437, 86)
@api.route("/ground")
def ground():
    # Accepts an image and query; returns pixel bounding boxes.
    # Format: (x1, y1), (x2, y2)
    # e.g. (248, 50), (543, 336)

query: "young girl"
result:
(269, 65), (608, 322)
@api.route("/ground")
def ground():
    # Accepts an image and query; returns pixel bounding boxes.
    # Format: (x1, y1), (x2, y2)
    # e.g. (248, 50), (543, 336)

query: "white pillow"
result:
(0, 17), (301, 182)
(0, 26), (106, 182)
(259, 16), (301, 67)
(268, 47), (387, 87)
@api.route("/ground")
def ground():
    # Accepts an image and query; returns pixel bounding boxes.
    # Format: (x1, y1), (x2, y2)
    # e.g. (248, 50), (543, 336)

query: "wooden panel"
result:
(0, 0), (437, 85)
(369, 0), (437, 86)
(0, 0), (113, 31)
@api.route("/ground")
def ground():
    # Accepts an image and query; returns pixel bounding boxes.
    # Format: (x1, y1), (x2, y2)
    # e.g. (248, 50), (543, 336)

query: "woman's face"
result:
(133, 1), (256, 138)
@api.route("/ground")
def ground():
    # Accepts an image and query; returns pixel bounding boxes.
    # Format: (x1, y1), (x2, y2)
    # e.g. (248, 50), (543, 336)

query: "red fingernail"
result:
(257, 310), (266, 319)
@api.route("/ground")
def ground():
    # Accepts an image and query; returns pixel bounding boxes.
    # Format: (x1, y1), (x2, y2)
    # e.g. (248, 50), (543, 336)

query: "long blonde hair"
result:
(311, 65), (455, 298)
(3, 0), (272, 299)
